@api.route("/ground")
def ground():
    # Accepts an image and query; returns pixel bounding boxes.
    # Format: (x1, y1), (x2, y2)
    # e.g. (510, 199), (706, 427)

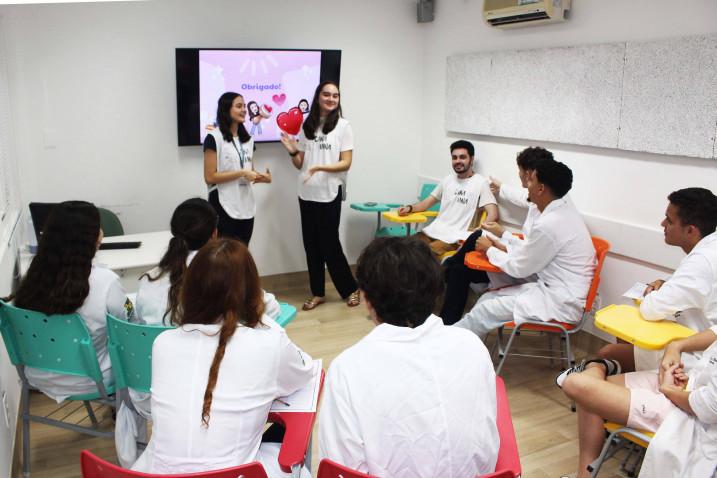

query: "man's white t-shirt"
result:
(208, 130), (256, 220)
(296, 118), (353, 203)
(422, 173), (496, 244)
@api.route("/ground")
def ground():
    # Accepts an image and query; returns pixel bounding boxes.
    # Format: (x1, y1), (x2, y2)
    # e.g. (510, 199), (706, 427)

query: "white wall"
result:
(420, 0), (717, 334)
(2, 0), (424, 276)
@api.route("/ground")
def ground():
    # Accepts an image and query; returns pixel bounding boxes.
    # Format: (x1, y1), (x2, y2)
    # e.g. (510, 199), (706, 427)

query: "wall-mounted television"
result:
(176, 48), (341, 146)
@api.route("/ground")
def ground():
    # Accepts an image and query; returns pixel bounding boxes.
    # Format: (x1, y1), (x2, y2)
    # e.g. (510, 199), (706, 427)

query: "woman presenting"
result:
(204, 92), (270, 245)
(280, 81), (359, 310)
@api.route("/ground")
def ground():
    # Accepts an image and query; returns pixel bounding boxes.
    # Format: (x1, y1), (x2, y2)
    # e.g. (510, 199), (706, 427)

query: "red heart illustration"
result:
(276, 107), (303, 135)
(272, 93), (286, 106)
(263, 104), (273, 113)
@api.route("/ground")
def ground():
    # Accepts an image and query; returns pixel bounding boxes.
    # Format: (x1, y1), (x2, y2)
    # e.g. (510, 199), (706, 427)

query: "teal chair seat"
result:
(98, 207), (124, 237)
(0, 301), (116, 478)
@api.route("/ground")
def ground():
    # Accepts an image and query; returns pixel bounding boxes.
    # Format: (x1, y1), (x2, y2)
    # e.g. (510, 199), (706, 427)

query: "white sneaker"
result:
(555, 358), (621, 388)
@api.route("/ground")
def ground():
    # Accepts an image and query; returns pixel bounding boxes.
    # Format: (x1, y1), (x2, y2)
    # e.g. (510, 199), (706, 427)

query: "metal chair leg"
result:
(22, 384), (30, 478)
(588, 431), (620, 477)
(83, 401), (99, 426)
(495, 326), (520, 376)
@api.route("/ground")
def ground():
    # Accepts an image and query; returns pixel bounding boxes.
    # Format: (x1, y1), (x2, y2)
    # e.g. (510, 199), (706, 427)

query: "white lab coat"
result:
(485, 197), (596, 324)
(24, 264), (127, 402)
(319, 315), (499, 478)
(638, 231), (717, 371)
(639, 325), (717, 478)
(136, 250), (282, 325)
(132, 317), (313, 477)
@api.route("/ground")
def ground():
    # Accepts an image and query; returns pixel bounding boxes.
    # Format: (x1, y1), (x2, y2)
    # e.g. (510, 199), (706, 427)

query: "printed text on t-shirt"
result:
(315, 136), (332, 151)
(454, 189), (469, 205)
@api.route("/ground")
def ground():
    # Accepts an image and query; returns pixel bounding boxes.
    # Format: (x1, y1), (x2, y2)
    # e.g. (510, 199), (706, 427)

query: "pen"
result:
(275, 398), (290, 407)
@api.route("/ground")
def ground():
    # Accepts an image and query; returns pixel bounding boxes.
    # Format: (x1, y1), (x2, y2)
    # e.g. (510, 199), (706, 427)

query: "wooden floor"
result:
(13, 276), (631, 478)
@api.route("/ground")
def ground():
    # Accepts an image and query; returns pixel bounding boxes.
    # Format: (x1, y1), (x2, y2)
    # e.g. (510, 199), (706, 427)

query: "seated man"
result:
(598, 187), (717, 372)
(398, 139), (497, 256)
(440, 146), (549, 324)
(319, 237), (499, 477)
(560, 327), (717, 478)
(454, 156), (595, 339)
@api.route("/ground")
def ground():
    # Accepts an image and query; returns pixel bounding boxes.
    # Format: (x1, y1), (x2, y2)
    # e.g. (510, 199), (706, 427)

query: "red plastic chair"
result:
(493, 237), (611, 376)
(80, 450), (269, 478)
(317, 376), (521, 478)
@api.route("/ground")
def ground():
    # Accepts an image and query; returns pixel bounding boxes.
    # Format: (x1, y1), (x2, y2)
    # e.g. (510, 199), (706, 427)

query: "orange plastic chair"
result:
(80, 450), (269, 478)
(493, 237), (611, 378)
(317, 376), (521, 478)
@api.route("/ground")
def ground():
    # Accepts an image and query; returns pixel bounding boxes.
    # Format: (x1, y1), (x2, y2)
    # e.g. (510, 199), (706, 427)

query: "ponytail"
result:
(201, 310), (239, 427)
(140, 235), (191, 325)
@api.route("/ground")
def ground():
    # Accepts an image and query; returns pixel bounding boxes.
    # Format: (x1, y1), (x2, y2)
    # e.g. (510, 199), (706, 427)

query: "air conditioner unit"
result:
(483, 0), (571, 28)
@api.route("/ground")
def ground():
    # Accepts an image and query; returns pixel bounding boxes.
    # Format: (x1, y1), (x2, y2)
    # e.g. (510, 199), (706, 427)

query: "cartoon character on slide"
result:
(248, 101), (272, 136)
(298, 99), (309, 116)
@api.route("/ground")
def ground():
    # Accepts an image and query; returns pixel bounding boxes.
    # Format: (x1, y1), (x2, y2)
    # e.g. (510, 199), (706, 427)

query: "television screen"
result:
(176, 48), (341, 146)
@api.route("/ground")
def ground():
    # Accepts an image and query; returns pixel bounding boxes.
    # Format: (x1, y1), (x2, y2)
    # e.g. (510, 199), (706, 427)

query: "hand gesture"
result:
(659, 364), (688, 393)
(481, 221), (505, 238)
(475, 236), (494, 253)
(398, 206), (412, 216)
(643, 279), (665, 296)
(659, 342), (683, 384)
(489, 176), (502, 195)
(303, 166), (321, 183)
(280, 132), (298, 154)
(243, 170), (259, 183)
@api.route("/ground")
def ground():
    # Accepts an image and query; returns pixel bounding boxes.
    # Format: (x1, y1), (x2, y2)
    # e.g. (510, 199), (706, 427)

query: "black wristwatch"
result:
(289, 150), (300, 157)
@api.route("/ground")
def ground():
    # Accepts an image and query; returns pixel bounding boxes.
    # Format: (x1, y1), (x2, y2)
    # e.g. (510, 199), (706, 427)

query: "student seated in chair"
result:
(453, 156), (595, 340)
(8, 201), (129, 402)
(597, 187), (717, 373)
(132, 239), (313, 477)
(439, 146), (547, 325)
(558, 327), (717, 478)
(319, 237), (499, 477)
(397, 139), (497, 256)
(135, 198), (280, 326)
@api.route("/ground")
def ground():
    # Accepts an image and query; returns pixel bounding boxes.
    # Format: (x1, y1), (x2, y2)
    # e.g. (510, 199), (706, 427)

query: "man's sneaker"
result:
(555, 358), (622, 388)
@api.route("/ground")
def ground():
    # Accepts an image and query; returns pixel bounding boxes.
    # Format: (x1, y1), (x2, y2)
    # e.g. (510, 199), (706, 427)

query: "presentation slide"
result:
(199, 50), (321, 143)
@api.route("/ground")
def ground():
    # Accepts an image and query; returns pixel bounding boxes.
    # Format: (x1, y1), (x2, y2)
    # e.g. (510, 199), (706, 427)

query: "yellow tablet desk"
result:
(381, 211), (428, 236)
(594, 304), (696, 350)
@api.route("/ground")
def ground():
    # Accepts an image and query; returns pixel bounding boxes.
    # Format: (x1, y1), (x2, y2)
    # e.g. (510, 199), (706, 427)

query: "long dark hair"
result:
(176, 238), (264, 427)
(216, 92), (251, 143)
(13, 201), (101, 315)
(302, 80), (342, 140)
(141, 198), (217, 325)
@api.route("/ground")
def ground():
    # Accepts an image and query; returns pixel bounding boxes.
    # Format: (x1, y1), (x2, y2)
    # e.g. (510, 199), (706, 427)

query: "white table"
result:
(20, 230), (172, 293)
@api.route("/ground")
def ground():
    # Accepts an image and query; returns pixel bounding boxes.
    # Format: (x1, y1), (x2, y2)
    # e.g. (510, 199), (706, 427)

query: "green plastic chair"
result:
(377, 182), (439, 237)
(106, 315), (172, 394)
(276, 302), (297, 328)
(98, 207), (124, 237)
(0, 301), (115, 478)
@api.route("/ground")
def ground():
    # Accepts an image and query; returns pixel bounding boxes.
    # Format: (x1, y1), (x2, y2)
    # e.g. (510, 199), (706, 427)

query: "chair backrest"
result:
(317, 459), (378, 478)
(492, 376), (521, 478)
(584, 237), (611, 313)
(80, 450), (269, 478)
(106, 315), (172, 393)
(419, 183), (441, 212)
(98, 207), (124, 237)
(275, 302), (297, 328)
(0, 301), (104, 382)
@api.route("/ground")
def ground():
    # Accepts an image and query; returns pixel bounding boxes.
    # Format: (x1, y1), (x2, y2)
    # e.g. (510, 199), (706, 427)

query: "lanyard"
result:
(231, 138), (246, 169)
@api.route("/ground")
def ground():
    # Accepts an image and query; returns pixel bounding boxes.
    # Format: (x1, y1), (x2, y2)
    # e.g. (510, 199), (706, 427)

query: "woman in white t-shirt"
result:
(136, 198), (281, 326)
(9, 201), (128, 402)
(204, 92), (271, 245)
(133, 238), (313, 477)
(279, 81), (359, 310)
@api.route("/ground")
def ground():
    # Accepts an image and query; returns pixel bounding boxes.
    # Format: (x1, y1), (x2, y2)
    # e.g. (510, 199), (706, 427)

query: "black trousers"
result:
(439, 230), (489, 325)
(298, 192), (357, 298)
(209, 189), (254, 246)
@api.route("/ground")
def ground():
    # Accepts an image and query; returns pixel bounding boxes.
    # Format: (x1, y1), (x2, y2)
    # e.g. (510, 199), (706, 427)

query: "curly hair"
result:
(13, 201), (100, 315)
(516, 146), (553, 171)
(533, 155), (573, 199)
(356, 237), (443, 328)
(668, 188), (717, 237)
